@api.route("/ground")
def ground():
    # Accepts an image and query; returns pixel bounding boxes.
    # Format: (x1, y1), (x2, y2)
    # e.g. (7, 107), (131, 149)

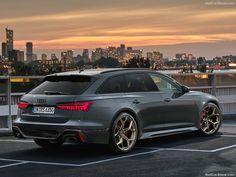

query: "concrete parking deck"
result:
(0, 120), (235, 177)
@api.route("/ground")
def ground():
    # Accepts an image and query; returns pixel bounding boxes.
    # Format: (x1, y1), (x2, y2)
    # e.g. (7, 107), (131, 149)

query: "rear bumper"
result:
(12, 120), (110, 144)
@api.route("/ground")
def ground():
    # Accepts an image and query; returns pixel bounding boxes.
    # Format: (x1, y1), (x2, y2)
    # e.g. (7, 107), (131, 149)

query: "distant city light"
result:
(10, 78), (31, 83)
(194, 74), (208, 79)
(229, 63), (236, 67)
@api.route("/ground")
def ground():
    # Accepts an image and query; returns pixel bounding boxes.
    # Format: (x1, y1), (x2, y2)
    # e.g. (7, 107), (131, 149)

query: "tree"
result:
(27, 61), (44, 75)
(93, 57), (120, 68)
(197, 57), (207, 73)
(125, 57), (150, 68)
(11, 61), (31, 76)
(76, 60), (85, 68)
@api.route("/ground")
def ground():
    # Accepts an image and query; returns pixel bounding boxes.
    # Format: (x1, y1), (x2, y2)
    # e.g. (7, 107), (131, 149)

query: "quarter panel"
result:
(81, 94), (134, 129)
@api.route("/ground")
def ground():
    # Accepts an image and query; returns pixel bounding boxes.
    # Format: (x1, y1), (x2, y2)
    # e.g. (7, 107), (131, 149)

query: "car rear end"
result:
(12, 73), (105, 143)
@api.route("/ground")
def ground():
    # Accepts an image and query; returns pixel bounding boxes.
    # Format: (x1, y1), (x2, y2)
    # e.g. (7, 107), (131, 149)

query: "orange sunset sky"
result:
(0, 0), (236, 58)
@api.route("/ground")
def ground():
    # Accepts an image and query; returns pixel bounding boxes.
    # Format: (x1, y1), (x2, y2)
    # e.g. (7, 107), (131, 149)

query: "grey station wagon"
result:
(13, 68), (222, 153)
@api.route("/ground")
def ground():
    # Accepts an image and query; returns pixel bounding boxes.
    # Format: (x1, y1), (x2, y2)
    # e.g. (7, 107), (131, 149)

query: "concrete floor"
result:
(0, 120), (235, 177)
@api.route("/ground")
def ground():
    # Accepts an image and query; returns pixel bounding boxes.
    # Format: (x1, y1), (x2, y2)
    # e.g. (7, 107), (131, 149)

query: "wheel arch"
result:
(204, 99), (222, 116)
(206, 100), (223, 124)
(110, 108), (142, 139)
(207, 100), (220, 109)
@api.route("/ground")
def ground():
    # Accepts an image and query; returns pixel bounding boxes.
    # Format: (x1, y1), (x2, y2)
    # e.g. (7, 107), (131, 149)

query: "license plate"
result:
(33, 107), (55, 114)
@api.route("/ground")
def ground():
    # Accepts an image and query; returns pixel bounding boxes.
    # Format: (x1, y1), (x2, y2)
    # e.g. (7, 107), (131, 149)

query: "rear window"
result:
(29, 75), (95, 95)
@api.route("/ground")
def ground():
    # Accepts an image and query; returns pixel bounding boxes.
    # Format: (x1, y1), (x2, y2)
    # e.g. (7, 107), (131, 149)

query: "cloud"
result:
(14, 33), (236, 50)
(1, 0), (236, 51)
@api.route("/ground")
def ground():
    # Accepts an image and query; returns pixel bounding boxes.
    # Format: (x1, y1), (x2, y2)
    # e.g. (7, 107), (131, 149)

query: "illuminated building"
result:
(107, 46), (117, 59)
(124, 49), (143, 60)
(91, 48), (108, 61)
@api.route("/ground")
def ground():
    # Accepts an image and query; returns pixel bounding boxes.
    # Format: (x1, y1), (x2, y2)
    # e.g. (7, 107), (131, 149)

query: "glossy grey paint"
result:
(13, 69), (221, 144)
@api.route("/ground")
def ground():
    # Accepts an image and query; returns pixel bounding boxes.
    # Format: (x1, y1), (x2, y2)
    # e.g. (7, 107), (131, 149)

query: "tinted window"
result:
(149, 74), (179, 92)
(125, 73), (158, 92)
(29, 75), (94, 95)
(98, 75), (124, 94)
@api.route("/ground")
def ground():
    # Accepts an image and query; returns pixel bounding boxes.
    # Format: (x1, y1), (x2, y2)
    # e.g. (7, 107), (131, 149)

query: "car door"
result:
(147, 73), (197, 130)
(123, 73), (164, 132)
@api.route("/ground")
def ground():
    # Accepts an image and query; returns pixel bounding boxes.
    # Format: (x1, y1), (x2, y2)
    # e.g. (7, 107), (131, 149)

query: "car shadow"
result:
(0, 132), (226, 163)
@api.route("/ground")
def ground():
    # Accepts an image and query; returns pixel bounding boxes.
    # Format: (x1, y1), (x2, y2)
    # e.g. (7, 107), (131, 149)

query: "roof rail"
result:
(100, 68), (151, 74)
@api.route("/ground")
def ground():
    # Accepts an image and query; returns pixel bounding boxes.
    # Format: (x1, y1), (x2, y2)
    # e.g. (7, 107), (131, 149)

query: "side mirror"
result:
(181, 85), (189, 93)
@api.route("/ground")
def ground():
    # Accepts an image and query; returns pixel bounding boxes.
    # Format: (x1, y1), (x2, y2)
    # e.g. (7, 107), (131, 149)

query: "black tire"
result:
(109, 112), (138, 153)
(198, 103), (222, 136)
(34, 139), (63, 149)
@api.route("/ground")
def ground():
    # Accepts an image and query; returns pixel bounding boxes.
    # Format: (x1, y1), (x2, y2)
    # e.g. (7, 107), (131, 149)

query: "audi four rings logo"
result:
(36, 99), (46, 104)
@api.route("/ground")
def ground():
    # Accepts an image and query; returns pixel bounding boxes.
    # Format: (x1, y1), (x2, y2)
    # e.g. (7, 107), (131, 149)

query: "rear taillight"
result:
(18, 101), (29, 110)
(57, 101), (93, 112)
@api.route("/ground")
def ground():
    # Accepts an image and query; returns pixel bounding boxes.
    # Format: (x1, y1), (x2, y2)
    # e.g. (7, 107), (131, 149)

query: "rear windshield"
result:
(29, 75), (95, 95)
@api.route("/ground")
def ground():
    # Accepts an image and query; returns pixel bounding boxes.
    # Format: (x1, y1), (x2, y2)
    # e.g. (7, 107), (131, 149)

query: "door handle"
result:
(164, 98), (171, 102)
(133, 99), (140, 104)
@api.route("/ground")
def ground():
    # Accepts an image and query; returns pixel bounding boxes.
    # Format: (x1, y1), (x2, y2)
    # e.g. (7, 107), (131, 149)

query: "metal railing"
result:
(0, 71), (236, 130)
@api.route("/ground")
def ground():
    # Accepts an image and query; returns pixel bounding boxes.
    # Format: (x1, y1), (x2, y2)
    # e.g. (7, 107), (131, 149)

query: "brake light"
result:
(18, 101), (29, 110)
(57, 101), (93, 112)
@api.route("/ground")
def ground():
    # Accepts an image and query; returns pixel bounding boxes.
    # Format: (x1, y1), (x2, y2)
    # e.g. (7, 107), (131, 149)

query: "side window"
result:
(125, 74), (158, 92)
(98, 75), (124, 94)
(149, 74), (179, 92)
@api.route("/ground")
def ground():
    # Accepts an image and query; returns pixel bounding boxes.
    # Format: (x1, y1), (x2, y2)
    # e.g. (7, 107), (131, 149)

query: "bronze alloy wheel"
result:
(110, 113), (138, 153)
(200, 103), (221, 135)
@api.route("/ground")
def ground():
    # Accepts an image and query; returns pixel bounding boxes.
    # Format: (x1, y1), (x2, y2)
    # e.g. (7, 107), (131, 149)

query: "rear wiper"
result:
(44, 91), (70, 95)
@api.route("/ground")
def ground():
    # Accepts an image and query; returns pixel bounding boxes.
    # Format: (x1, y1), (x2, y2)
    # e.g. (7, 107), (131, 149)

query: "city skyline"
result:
(0, 0), (236, 58)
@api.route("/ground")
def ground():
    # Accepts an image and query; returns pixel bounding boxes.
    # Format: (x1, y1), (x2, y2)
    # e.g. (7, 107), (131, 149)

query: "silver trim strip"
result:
(140, 127), (198, 139)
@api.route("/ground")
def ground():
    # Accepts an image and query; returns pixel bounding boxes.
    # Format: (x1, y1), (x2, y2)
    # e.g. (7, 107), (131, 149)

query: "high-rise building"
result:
(41, 53), (47, 61)
(26, 42), (33, 62)
(60, 50), (74, 60)
(8, 50), (24, 62)
(32, 54), (37, 61)
(175, 53), (182, 60)
(1, 42), (7, 58)
(8, 50), (18, 62)
(18, 51), (24, 62)
(61, 51), (67, 60)
(82, 49), (89, 62)
(188, 54), (193, 60)
(6, 28), (14, 56)
(146, 51), (163, 63)
(67, 50), (74, 60)
(120, 44), (125, 60)
(153, 51), (163, 61)
(175, 53), (193, 60)
(107, 46), (117, 59)
(147, 52), (153, 59)
(91, 48), (108, 61)
(124, 49), (142, 60)
(51, 53), (57, 60)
